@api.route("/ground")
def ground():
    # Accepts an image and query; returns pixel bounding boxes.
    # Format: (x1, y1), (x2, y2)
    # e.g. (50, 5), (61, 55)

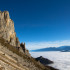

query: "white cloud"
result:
(25, 40), (70, 50)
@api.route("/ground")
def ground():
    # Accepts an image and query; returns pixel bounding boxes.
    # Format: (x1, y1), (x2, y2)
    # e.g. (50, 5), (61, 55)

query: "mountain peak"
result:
(0, 11), (20, 47)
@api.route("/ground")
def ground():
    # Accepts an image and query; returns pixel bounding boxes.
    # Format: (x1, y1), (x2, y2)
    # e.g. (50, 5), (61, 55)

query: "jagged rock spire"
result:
(0, 11), (20, 47)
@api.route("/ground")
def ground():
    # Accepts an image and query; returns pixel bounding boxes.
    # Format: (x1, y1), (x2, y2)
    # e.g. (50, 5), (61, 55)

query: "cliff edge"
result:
(0, 11), (19, 47)
(0, 11), (56, 70)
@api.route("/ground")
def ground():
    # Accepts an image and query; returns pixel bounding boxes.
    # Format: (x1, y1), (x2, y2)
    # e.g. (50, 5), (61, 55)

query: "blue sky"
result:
(0, 0), (70, 50)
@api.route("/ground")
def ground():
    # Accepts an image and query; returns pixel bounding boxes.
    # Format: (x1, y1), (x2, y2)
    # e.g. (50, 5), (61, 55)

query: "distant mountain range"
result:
(31, 46), (70, 52)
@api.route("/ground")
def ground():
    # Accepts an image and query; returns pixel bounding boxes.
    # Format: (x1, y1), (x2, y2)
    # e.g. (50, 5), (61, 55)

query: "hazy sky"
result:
(0, 0), (70, 50)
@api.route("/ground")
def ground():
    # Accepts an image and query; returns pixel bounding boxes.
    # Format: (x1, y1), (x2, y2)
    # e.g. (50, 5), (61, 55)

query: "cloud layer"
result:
(26, 40), (70, 50)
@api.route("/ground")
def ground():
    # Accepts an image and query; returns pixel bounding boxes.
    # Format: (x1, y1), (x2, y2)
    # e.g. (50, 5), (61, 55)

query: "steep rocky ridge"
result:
(0, 37), (49, 70)
(0, 11), (56, 70)
(0, 11), (30, 57)
(0, 11), (20, 47)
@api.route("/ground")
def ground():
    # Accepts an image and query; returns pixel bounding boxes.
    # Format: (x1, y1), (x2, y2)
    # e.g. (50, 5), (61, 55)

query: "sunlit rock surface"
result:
(0, 11), (20, 47)
(0, 11), (56, 70)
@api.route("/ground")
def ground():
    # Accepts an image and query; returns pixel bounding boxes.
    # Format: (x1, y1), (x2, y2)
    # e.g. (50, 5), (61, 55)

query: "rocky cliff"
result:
(0, 11), (56, 70)
(0, 11), (31, 57)
(0, 11), (20, 47)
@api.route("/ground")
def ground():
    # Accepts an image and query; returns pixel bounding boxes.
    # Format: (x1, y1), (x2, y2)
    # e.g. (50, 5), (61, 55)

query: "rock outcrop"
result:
(0, 11), (20, 47)
(0, 11), (31, 57)
(35, 56), (53, 65)
(0, 11), (57, 70)
(20, 43), (31, 57)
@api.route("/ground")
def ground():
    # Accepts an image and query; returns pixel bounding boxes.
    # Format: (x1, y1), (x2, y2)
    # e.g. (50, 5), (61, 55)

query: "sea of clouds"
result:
(30, 51), (70, 70)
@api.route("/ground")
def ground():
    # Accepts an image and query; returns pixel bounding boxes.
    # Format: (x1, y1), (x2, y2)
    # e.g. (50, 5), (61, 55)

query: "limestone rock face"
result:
(20, 43), (31, 57)
(0, 11), (20, 47)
